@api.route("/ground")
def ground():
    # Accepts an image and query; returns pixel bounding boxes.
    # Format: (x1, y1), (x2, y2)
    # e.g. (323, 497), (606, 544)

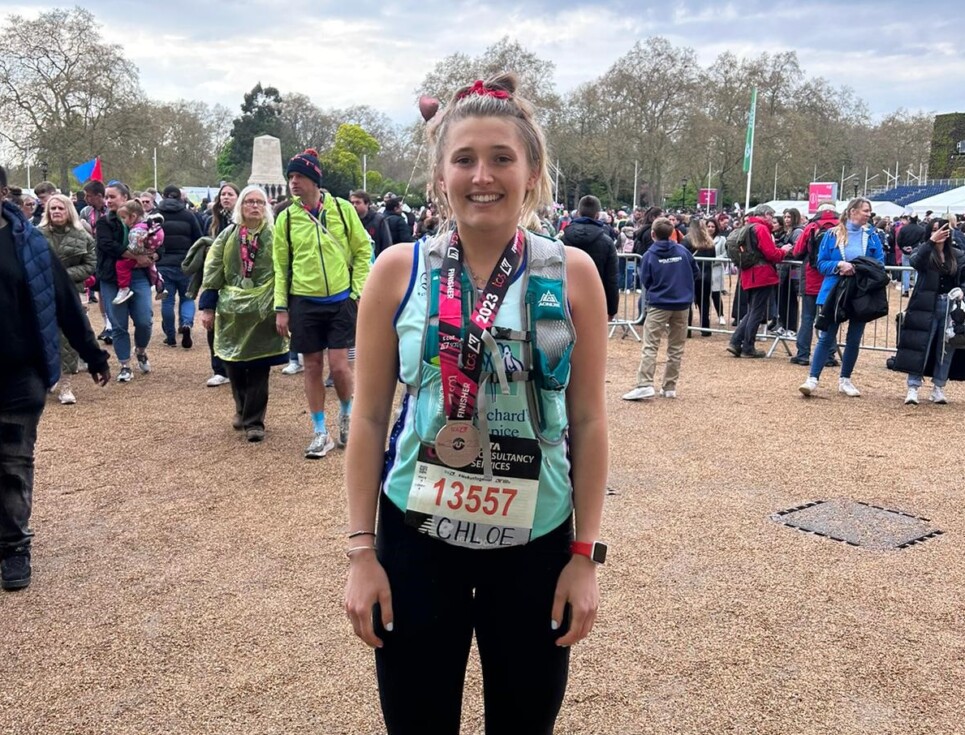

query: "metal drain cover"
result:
(772, 499), (943, 550)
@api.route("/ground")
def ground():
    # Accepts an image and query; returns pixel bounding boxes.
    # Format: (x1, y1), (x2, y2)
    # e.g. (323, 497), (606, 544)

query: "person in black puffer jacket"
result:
(561, 195), (618, 319)
(157, 185), (203, 348)
(892, 220), (965, 405)
(384, 196), (413, 244)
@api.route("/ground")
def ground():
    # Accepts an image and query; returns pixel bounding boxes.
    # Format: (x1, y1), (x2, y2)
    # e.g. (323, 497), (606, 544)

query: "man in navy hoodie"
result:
(623, 217), (699, 400)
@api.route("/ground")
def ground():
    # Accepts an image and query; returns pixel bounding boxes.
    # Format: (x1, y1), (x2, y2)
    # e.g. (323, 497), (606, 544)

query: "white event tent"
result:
(904, 186), (965, 216)
(760, 199), (906, 218)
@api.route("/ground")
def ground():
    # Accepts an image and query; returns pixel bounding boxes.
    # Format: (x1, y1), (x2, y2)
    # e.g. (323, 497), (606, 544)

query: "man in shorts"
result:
(273, 148), (371, 459)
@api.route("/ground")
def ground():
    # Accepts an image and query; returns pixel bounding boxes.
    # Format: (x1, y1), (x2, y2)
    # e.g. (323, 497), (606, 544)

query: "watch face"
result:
(591, 542), (607, 564)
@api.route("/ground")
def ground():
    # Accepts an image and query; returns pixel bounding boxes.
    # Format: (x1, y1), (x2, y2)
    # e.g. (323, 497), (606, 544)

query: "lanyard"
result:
(239, 226), (260, 279)
(437, 229), (523, 422)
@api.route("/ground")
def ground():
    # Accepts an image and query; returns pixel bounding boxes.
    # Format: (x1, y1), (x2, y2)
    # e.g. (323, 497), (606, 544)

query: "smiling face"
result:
(438, 116), (536, 239)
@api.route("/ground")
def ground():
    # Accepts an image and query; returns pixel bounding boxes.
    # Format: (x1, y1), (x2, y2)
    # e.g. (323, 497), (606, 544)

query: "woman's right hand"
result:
(931, 226), (951, 244)
(344, 550), (394, 648)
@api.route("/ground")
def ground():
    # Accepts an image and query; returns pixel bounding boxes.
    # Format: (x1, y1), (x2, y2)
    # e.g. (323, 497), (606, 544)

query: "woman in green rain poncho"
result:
(200, 185), (289, 442)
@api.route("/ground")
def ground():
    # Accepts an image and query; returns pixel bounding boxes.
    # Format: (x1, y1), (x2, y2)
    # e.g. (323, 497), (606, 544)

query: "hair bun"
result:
(304, 148), (319, 157)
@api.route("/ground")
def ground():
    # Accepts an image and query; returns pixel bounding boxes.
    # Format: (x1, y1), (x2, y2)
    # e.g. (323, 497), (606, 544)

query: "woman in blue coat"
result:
(799, 197), (884, 398)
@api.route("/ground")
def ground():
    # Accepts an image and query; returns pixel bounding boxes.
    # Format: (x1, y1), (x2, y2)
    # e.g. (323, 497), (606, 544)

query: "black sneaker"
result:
(789, 355), (810, 365)
(98, 328), (113, 345)
(726, 344), (742, 358)
(136, 352), (151, 373)
(117, 366), (133, 382)
(163, 337), (177, 347)
(180, 325), (193, 349)
(1, 548), (31, 591)
(743, 349), (767, 358)
(825, 357), (840, 368)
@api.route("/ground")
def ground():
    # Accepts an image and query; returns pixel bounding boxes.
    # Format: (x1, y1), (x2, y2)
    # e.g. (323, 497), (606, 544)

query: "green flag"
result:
(743, 87), (757, 174)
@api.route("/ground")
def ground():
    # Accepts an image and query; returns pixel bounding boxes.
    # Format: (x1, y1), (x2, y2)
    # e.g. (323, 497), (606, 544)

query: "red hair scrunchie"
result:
(457, 80), (511, 101)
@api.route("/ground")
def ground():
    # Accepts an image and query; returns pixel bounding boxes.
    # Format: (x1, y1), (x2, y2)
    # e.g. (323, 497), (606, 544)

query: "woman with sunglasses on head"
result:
(343, 74), (608, 735)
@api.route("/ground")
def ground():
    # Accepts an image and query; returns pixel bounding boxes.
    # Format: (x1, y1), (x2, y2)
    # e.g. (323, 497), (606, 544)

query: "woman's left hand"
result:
(551, 555), (599, 647)
(200, 309), (214, 331)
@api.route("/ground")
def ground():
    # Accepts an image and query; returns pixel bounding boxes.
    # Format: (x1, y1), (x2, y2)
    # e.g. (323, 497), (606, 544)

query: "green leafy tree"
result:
(318, 123), (381, 198)
(220, 83), (285, 182)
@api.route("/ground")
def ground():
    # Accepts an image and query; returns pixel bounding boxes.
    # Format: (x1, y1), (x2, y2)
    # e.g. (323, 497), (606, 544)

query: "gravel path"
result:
(2, 306), (963, 735)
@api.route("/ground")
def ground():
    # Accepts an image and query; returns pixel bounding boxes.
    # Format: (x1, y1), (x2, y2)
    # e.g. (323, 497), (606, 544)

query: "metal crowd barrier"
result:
(608, 255), (915, 355)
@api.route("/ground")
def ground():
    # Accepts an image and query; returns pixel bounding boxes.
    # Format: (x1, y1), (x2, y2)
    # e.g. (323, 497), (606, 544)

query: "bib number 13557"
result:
(432, 477), (518, 518)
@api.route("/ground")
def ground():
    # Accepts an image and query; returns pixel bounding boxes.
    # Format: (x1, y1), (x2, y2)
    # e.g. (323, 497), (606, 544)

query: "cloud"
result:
(3, 0), (964, 126)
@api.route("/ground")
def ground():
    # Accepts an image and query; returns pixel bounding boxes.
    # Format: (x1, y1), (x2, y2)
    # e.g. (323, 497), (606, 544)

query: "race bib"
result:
(404, 435), (542, 549)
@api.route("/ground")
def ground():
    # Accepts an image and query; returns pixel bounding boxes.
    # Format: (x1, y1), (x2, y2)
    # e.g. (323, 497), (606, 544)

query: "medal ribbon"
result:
(239, 226), (261, 279)
(438, 230), (523, 421)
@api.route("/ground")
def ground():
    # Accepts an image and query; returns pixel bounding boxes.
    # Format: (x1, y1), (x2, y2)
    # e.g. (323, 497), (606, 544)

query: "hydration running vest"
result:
(381, 229), (577, 545)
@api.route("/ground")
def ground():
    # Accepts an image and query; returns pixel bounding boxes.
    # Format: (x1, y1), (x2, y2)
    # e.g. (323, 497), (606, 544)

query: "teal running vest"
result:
(382, 230), (576, 548)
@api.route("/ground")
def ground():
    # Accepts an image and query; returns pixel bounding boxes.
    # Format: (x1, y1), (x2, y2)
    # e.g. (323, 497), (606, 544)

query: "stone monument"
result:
(248, 135), (287, 198)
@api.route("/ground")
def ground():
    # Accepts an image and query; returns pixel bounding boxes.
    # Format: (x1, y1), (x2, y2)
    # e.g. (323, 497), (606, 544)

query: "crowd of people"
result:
(2, 71), (964, 733)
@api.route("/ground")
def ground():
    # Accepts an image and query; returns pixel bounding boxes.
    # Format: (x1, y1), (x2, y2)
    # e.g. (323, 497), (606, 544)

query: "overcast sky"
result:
(3, 0), (964, 125)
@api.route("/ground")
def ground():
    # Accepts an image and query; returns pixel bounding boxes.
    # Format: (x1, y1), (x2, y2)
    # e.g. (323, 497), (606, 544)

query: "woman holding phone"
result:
(343, 73), (608, 734)
(893, 219), (965, 404)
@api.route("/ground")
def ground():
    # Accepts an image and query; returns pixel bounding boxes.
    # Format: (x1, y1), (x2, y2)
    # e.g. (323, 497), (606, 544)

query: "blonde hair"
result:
(427, 72), (553, 232)
(38, 193), (83, 231)
(687, 218), (714, 251)
(831, 197), (872, 251)
(118, 199), (145, 221)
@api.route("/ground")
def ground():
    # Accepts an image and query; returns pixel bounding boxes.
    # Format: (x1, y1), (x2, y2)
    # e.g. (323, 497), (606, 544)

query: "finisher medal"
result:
(434, 421), (481, 468)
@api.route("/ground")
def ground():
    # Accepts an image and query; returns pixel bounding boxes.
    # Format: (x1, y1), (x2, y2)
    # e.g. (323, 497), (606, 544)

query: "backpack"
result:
(725, 224), (762, 269)
(806, 223), (833, 268)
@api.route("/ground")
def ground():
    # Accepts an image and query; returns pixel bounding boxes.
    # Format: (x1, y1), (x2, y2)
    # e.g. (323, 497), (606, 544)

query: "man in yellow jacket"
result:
(273, 148), (371, 458)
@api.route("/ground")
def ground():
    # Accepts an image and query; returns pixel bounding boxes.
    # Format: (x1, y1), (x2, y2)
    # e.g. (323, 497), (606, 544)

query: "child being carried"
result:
(113, 200), (167, 305)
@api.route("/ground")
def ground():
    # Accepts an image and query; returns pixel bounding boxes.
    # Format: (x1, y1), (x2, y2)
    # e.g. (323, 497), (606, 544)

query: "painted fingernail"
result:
(551, 620), (559, 630)
(385, 622), (394, 632)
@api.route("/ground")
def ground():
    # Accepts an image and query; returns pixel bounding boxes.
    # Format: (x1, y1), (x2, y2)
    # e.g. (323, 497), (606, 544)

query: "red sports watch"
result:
(570, 540), (607, 564)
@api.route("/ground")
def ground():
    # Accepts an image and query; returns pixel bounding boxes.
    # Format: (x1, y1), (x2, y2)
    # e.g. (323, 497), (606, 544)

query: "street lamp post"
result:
(680, 178), (687, 210)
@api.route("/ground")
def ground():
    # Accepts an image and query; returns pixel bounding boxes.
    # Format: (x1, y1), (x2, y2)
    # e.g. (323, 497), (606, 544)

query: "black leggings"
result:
(374, 500), (572, 735)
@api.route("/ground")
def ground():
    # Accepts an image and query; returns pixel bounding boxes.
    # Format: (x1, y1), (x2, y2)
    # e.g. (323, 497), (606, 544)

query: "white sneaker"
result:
(281, 361), (304, 375)
(905, 387), (919, 405)
(112, 287), (133, 305)
(799, 377), (818, 396)
(58, 386), (76, 405)
(206, 374), (230, 387)
(305, 431), (335, 459)
(622, 386), (656, 401)
(930, 386), (948, 404)
(660, 389), (677, 399)
(838, 378), (861, 397)
(718, 316), (726, 326)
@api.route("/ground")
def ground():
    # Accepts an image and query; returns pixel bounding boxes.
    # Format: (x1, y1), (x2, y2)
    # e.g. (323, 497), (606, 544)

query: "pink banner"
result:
(808, 182), (837, 214)
(698, 188), (718, 207)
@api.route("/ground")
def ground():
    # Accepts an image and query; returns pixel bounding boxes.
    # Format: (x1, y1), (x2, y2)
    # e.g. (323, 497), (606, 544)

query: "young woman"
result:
(200, 182), (240, 387)
(683, 217), (717, 336)
(200, 186), (287, 441)
(95, 182), (157, 382)
(893, 220), (965, 404)
(343, 74), (608, 735)
(38, 194), (96, 404)
(706, 218), (728, 325)
(799, 197), (885, 398)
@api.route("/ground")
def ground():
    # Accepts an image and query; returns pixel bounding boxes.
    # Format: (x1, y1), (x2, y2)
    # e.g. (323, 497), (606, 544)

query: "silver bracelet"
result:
(346, 545), (376, 558)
